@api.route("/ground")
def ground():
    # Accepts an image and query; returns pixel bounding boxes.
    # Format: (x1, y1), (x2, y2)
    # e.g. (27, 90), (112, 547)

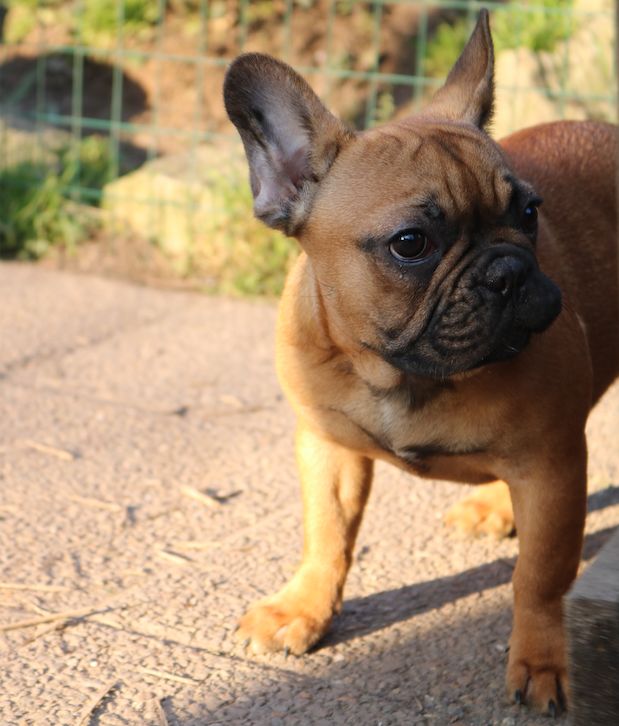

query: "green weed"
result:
(6, 0), (64, 7)
(371, 90), (396, 126)
(192, 170), (298, 297)
(493, 0), (574, 54)
(58, 135), (115, 204)
(0, 160), (88, 259)
(0, 136), (113, 260)
(79, 0), (160, 43)
(425, 1), (574, 79)
(424, 19), (470, 79)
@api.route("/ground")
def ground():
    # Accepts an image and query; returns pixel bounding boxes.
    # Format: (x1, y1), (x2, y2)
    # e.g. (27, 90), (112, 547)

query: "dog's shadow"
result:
(321, 485), (619, 648)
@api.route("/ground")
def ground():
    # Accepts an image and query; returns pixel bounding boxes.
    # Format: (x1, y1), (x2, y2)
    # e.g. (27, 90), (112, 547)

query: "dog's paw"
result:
(444, 481), (514, 538)
(506, 647), (569, 717)
(235, 585), (334, 656)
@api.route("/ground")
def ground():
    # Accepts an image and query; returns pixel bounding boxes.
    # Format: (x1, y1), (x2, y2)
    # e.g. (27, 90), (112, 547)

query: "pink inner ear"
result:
(252, 138), (310, 220)
(284, 145), (310, 189)
(253, 143), (307, 220)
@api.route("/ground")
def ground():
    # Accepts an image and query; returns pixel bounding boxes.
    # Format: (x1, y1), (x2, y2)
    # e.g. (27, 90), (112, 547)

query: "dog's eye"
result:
(521, 203), (538, 234)
(389, 229), (432, 262)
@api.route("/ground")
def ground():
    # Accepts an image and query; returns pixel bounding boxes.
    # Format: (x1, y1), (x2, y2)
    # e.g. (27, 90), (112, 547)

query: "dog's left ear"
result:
(423, 9), (494, 129)
(224, 53), (354, 235)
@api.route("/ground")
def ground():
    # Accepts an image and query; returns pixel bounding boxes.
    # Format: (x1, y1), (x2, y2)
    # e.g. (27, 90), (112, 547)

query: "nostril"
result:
(514, 265), (527, 290)
(484, 267), (512, 296)
(495, 273), (511, 297)
(484, 257), (528, 297)
(501, 272), (513, 296)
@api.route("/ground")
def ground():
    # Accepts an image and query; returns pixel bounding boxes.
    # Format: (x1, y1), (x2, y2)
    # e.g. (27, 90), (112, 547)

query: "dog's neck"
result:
(294, 253), (453, 407)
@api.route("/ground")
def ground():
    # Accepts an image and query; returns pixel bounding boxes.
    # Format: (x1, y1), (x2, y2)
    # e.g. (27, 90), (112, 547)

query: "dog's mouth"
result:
(378, 263), (562, 379)
(435, 253), (562, 374)
(480, 327), (532, 365)
(385, 319), (541, 379)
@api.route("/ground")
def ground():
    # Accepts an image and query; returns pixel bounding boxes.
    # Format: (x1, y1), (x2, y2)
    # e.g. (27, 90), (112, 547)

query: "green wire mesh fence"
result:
(0, 1), (616, 293)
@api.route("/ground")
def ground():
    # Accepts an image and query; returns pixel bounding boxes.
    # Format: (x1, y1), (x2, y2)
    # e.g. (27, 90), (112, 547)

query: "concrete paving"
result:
(0, 262), (617, 726)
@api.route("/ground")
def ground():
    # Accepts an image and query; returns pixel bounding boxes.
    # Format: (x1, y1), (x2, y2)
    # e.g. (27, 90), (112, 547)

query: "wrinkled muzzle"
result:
(383, 246), (562, 378)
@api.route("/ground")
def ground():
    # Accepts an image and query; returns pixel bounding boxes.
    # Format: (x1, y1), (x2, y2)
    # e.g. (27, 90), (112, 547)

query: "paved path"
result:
(1, 263), (618, 726)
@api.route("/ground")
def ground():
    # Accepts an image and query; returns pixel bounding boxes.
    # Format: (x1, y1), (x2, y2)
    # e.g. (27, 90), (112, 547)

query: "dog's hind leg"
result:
(444, 480), (514, 539)
(235, 422), (374, 655)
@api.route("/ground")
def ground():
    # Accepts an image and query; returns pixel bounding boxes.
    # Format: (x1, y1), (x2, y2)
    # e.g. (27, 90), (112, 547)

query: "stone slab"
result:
(565, 528), (619, 726)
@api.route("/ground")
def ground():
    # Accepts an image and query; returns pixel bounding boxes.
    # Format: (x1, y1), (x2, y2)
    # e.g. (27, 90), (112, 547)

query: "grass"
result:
(0, 136), (113, 260)
(425, 0), (574, 79)
(0, 134), (298, 296)
(80, 0), (160, 39)
(189, 166), (298, 297)
(0, 160), (88, 259)
(4, 0), (161, 44)
(492, 0), (574, 54)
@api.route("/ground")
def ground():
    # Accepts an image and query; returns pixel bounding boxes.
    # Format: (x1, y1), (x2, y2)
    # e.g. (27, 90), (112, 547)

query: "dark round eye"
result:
(522, 203), (538, 234)
(389, 229), (431, 262)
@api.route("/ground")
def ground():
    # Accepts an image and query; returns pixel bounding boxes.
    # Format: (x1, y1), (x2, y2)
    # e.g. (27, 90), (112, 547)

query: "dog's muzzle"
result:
(480, 251), (562, 363)
(377, 246), (563, 378)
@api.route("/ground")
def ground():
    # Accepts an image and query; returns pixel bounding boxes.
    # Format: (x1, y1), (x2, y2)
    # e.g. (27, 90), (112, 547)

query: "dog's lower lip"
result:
(503, 328), (530, 352)
(490, 328), (531, 361)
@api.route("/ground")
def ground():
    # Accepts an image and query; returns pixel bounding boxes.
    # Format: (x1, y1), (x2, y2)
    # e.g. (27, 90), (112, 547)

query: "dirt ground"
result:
(0, 262), (618, 726)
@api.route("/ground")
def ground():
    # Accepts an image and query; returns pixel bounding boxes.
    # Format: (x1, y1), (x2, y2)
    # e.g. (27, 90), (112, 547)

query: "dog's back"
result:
(502, 121), (619, 402)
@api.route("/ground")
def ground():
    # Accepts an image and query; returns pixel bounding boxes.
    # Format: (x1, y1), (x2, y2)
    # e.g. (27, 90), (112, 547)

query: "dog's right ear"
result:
(224, 54), (353, 235)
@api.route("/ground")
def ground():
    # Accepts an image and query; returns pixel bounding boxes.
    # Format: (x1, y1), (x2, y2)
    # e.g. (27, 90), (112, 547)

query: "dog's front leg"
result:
(506, 437), (587, 715)
(236, 422), (373, 655)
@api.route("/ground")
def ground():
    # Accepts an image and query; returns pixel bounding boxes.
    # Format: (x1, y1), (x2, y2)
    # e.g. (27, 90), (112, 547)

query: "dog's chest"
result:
(338, 380), (493, 479)
(370, 389), (451, 454)
(348, 383), (460, 454)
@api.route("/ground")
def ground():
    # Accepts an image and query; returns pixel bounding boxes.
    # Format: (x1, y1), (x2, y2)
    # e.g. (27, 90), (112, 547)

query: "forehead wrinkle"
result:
(492, 169), (517, 216)
(425, 136), (477, 216)
(430, 131), (514, 217)
(367, 124), (425, 155)
(361, 127), (417, 165)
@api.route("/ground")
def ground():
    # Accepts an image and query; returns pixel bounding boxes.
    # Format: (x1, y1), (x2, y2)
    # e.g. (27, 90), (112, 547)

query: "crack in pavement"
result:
(0, 306), (187, 381)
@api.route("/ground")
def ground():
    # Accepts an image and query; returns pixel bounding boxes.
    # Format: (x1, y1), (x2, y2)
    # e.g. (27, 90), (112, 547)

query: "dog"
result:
(223, 10), (618, 715)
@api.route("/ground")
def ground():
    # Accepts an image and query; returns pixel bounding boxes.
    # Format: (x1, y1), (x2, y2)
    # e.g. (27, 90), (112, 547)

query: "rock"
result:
(102, 140), (248, 266)
(565, 527), (619, 726)
(492, 0), (615, 139)
(492, 48), (582, 140)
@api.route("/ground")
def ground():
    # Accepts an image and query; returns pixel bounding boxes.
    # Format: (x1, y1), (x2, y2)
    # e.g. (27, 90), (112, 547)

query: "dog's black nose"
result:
(483, 256), (528, 298)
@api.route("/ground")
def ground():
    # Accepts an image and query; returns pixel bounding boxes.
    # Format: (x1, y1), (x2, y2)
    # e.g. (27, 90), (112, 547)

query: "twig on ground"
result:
(20, 440), (76, 461)
(172, 540), (220, 550)
(0, 605), (108, 633)
(137, 666), (199, 685)
(0, 582), (68, 593)
(157, 549), (193, 567)
(20, 619), (68, 647)
(68, 494), (123, 512)
(77, 681), (117, 726)
(179, 485), (221, 508)
(89, 617), (212, 653)
(89, 614), (124, 630)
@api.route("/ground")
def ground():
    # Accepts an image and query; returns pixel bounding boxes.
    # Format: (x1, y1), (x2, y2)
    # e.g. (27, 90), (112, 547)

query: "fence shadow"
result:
(0, 53), (150, 175)
(0, 52), (148, 125)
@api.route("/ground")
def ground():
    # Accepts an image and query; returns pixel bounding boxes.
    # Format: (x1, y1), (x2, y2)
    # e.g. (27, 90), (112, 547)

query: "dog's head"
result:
(224, 10), (561, 379)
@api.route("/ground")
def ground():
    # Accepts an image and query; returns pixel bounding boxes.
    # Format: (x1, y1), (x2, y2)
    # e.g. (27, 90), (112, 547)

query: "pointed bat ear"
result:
(223, 53), (354, 235)
(422, 9), (494, 130)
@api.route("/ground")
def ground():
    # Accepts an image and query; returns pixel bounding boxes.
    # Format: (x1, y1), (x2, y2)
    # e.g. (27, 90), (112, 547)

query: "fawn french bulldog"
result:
(224, 10), (618, 715)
